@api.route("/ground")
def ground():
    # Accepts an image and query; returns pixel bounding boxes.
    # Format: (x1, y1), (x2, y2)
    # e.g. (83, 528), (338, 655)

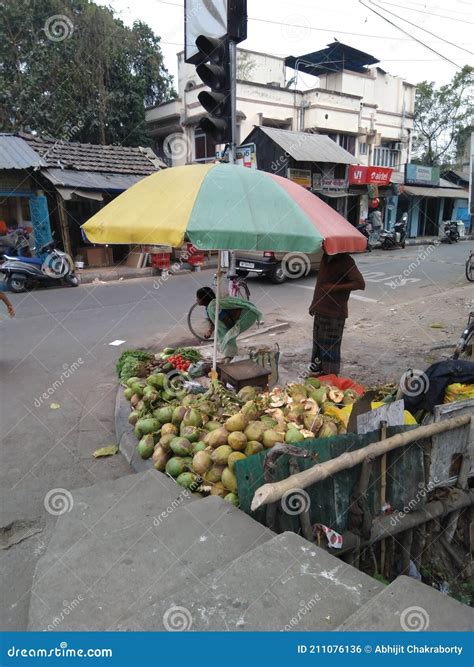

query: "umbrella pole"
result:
(212, 250), (221, 371)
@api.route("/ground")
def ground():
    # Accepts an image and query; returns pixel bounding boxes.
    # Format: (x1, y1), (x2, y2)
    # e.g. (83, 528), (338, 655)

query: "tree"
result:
(0, 0), (176, 145)
(412, 65), (473, 168)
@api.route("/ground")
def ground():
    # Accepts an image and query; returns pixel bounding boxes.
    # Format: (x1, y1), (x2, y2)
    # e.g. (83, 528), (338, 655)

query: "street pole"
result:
(228, 39), (237, 285)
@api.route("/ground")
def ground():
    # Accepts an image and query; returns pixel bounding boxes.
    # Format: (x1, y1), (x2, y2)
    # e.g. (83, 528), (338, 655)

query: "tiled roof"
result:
(18, 132), (161, 175)
(0, 134), (47, 169)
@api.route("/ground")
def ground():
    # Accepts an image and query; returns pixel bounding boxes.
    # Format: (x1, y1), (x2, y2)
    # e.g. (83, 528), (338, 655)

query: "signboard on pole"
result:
(287, 168), (311, 188)
(348, 165), (393, 186)
(235, 143), (257, 168)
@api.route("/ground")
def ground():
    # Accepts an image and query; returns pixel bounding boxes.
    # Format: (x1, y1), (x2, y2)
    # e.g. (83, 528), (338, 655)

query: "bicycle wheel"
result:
(236, 279), (250, 300)
(187, 302), (214, 343)
(466, 257), (474, 282)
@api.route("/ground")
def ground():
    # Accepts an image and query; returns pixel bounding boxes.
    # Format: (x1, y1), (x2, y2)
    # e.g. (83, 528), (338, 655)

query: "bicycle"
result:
(187, 273), (250, 342)
(465, 249), (474, 283)
(452, 312), (473, 361)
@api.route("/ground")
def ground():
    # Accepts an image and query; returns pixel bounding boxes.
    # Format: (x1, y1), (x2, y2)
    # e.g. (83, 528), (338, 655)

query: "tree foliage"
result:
(0, 0), (175, 145)
(412, 65), (473, 168)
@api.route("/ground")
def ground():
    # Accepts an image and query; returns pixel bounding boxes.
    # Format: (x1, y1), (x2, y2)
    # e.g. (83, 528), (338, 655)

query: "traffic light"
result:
(195, 35), (232, 145)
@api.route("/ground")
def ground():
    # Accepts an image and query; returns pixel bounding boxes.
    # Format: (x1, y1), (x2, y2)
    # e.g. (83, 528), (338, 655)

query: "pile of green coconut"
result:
(124, 373), (360, 506)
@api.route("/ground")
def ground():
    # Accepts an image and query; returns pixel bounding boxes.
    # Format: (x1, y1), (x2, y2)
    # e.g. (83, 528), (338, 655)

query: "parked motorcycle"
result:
(443, 220), (460, 244)
(356, 220), (374, 252)
(380, 213), (408, 250)
(0, 241), (79, 292)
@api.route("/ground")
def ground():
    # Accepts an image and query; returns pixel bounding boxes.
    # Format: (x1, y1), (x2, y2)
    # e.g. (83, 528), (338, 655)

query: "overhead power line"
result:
(359, 0), (463, 68)
(377, 0), (474, 21)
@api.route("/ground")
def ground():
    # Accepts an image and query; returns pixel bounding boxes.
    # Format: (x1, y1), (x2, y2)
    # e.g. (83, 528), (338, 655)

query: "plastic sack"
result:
(443, 383), (474, 403)
(317, 374), (365, 396)
(323, 400), (417, 428)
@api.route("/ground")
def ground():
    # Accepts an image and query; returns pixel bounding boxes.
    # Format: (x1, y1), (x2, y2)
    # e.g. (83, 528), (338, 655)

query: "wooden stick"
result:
(250, 414), (471, 511)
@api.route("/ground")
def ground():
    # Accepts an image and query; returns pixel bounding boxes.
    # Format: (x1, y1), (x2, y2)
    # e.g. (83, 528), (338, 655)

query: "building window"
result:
(194, 130), (216, 163)
(373, 146), (399, 168)
(328, 132), (356, 155)
(359, 142), (367, 155)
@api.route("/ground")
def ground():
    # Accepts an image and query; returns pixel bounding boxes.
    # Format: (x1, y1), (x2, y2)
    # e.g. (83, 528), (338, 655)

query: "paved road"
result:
(0, 240), (471, 628)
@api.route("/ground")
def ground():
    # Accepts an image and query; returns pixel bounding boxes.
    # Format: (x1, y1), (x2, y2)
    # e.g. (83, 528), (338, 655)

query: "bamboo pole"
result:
(250, 414), (471, 511)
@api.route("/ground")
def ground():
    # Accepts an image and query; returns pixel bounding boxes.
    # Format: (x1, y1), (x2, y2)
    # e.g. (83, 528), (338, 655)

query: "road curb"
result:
(405, 236), (473, 247)
(79, 261), (219, 285)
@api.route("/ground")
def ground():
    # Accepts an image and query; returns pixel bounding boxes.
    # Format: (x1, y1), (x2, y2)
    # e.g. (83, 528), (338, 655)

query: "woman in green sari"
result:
(196, 287), (261, 360)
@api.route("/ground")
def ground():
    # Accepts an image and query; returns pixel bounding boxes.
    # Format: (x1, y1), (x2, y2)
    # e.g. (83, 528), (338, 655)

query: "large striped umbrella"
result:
(83, 163), (366, 254)
(83, 163), (366, 368)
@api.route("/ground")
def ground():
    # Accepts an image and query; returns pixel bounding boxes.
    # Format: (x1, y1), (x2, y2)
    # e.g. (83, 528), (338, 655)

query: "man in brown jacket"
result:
(309, 252), (365, 375)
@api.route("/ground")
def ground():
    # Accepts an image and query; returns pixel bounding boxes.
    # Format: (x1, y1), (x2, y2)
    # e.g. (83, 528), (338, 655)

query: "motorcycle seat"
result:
(3, 255), (42, 265)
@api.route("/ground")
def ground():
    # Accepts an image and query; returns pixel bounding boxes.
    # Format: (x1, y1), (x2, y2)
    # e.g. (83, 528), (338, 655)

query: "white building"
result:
(146, 42), (415, 171)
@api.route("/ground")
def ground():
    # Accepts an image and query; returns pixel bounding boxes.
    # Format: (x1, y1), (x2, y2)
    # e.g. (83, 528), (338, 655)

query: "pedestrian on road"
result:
(0, 290), (15, 317)
(309, 253), (365, 375)
(196, 287), (261, 361)
(369, 207), (383, 241)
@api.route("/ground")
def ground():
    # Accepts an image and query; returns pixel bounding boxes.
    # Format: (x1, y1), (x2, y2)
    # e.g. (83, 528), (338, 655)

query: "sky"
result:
(97, 0), (473, 88)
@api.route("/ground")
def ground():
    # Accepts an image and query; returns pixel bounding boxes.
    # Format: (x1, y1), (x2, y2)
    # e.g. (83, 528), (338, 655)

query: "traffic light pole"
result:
(227, 39), (237, 288)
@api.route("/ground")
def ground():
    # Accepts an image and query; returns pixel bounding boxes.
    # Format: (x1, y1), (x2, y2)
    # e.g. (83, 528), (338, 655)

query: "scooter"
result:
(0, 231), (31, 258)
(0, 241), (79, 292)
(380, 213), (408, 250)
(356, 220), (374, 252)
(443, 221), (460, 243)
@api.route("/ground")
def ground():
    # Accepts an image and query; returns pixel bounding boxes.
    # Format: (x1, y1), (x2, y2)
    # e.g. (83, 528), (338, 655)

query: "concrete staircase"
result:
(28, 471), (474, 632)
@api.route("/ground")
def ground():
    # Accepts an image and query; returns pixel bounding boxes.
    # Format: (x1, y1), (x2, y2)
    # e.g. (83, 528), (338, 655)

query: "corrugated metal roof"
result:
(258, 127), (356, 164)
(286, 42), (379, 77)
(42, 168), (146, 191)
(0, 134), (47, 169)
(403, 185), (468, 199)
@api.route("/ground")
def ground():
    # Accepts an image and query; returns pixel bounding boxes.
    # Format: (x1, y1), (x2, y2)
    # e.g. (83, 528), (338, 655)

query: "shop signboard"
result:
(235, 143), (257, 169)
(348, 165), (392, 186)
(405, 163), (440, 186)
(287, 168), (311, 188)
(322, 178), (347, 191)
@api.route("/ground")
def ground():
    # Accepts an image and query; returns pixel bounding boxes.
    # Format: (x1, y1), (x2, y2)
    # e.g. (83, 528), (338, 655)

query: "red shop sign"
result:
(348, 165), (393, 186)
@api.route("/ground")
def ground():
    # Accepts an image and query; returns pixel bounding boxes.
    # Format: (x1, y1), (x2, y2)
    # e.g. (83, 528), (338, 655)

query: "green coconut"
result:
(305, 377), (321, 389)
(193, 441), (207, 454)
(137, 434), (154, 459)
(154, 406), (174, 423)
(204, 464), (225, 483)
(241, 400), (259, 421)
(285, 426), (304, 443)
(130, 394), (141, 408)
(318, 420), (338, 438)
(196, 401), (214, 416)
(130, 382), (145, 397)
(183, 408), (202, 428)
(204, 427), (230, 449)
(262, 429), (284, 449)
(244, 421), (266, 442)
(227, 431), (247, 451)
(192, 450), (212, 475)
(237, 386), (257, 402)
(147, 372), (166, 389)
(128, 410), (139, 426)
(225, 412), (248, 432)
(260, 415), (277, 429)
(245, 440), (264, 456)
(310, 387), (328, 406)
(152, 445), (169, 471)
(210, 481), (226, 498)
(172, 406), (187, 425)
(224, 493), (239, 506)
(165, 457), (186, 478)
(181, 394), (194, 407)
(135, 417), (160, 437)
(160, 423), (178, 437)
(124, 387), (133, 400)
(176, 472), (198, 489)
(204, 420), (222, 432)
(126, 376), (141, 388)
(221, 467), (238, 493)
(228, 451), (246, 471)
(211, 445), (233, 465)
(179, 424), (200, 443)
(158, 433), (175, 453)
(303, 413), (324, 434)
(170, 437), (193, 457)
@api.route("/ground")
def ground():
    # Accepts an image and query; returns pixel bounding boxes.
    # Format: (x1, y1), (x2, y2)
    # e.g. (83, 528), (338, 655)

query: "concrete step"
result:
(28, 475), (273, 631)
(116, 531), (384, 631)
(338, 575), (474, 631)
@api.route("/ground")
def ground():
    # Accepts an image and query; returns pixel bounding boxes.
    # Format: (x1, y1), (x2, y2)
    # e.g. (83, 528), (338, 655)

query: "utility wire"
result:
(370, 0), (474, 54)
(359, 0), (462, 68)
(377, 0), (474, 21)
